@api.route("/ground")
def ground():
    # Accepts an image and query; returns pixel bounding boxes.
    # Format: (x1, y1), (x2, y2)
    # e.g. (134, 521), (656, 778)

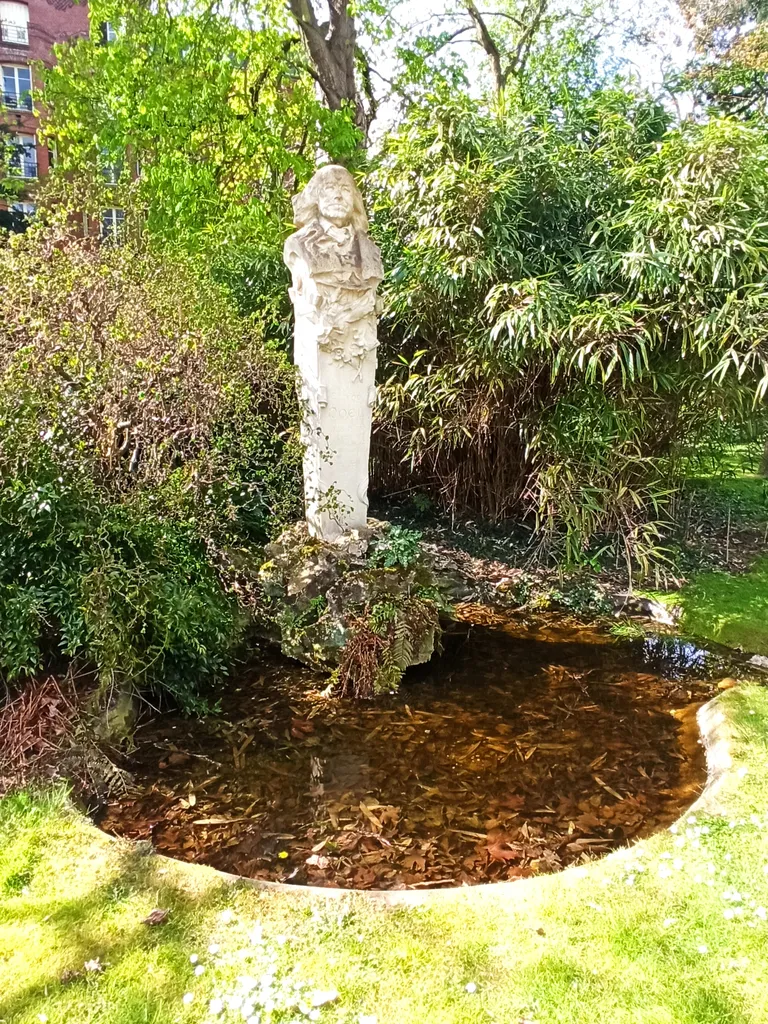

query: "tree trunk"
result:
(286, 0), (368, 134)
(760, 436), (768, 478)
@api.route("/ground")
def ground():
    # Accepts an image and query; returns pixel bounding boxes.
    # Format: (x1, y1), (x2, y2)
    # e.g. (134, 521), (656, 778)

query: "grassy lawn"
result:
(642, 558), (768, 658)
(2, 687), (768, 1024)
(673, 559), (768, 658)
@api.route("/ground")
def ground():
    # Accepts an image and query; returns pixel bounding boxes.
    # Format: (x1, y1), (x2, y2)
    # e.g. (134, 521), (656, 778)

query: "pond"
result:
(98, 607), (728, 890)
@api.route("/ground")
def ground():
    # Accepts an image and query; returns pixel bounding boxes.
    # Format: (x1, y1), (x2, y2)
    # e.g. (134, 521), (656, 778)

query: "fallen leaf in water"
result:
(498, 793), (526, 811)
(291, 717), (315, 738)
(402, 853), (426, 872)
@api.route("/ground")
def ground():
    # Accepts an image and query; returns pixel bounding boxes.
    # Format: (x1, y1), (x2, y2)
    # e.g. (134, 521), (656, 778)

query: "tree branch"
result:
(462, 0), (506, 95)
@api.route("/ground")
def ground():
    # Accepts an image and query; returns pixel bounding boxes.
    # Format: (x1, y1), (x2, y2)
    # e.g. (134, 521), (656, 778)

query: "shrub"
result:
(369, 90), (768, 571)
(0, 228), (302, 708)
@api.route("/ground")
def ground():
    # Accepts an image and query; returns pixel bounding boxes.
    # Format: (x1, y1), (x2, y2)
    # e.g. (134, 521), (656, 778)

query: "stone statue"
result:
(284, 164), (383, 542)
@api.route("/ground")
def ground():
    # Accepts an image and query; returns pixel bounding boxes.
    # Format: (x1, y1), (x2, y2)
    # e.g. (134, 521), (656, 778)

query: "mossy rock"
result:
(255, 520), (462, 686)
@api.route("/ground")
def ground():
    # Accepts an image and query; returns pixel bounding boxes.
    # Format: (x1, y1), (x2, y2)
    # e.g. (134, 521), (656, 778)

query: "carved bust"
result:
(284, 165), (383, 368)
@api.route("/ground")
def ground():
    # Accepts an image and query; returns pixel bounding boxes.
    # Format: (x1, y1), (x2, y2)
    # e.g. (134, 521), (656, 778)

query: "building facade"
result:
(1, 0), (89, 226)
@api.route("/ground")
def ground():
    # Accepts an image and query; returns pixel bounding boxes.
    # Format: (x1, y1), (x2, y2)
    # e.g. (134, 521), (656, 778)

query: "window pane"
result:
(10, 134), (36, 177)
(2, 65), (32, 109)
(101, 207), (125, 242)
(0, 2), (29, 44)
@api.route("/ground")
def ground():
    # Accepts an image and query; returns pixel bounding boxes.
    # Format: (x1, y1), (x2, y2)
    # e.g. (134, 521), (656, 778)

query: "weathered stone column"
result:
(284, 165), (383, 541)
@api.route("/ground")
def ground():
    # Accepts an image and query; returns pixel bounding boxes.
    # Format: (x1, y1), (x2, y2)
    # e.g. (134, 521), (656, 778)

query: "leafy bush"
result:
(369, 85), (768, 570)
(0, 228), (302, 708)
(369, 526), (424, 570)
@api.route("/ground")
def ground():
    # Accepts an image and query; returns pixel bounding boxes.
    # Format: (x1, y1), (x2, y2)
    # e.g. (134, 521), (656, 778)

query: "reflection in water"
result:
(99, 611), (721, 890)
(639, 635), (726, 679)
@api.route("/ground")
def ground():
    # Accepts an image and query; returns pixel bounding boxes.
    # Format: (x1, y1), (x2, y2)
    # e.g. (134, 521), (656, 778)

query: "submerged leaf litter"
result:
(99, 607), (728, 890)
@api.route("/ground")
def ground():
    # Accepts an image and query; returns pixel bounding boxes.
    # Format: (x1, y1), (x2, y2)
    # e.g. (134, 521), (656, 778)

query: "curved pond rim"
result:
(96, 694), (733, 906)
(97, 609), (723, 890)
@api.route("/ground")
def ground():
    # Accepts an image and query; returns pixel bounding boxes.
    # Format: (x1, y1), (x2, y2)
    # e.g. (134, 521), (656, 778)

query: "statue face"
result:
(317, 176), (356, 226)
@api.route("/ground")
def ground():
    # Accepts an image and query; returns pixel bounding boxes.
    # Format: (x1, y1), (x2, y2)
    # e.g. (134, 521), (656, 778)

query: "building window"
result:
(2, 64), (32, 110)
(8, 134), (36, 178)
(100, 147), (123, 184)
(0, 2), (29, 45)
(11, 200), (35, 218)
(101, 207), (125, 242)
(99, 21), (118, 43)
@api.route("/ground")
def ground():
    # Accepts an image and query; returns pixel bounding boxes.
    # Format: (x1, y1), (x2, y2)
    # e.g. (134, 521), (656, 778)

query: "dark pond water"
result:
(99, 608), (729, 890)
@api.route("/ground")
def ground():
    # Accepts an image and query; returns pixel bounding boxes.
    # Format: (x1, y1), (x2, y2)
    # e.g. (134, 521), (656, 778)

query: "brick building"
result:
(1, 0), (89, 228)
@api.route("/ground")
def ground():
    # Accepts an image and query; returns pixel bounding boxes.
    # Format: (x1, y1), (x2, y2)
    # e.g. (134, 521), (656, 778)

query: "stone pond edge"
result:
(89, 692), (737, 908)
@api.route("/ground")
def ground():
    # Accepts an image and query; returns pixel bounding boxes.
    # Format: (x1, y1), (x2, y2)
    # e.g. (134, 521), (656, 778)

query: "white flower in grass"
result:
(738, 767), (749, 778)
(725, 853), (733, 861)
(663, 918), (677, 928)
(194, 965), (205, 976)
(675, 837), (686, 848)
(658, 866), (672, 880)
(310, 990), (338, 1007)
(724, 909), (735, 920)
(208, 944), (220, 955)
(698, 944), (709, 954)
(673, 859), (684, 871)
(756, 907), (767, 920)
(465, 982), (477, 993)
(190, 954), (199, 964)
(688, 816), (697, 825)
(209, 998), (224, 1015)
(182, 992), (194, 1005)
(309, 1012), (321, 1022)
(38, 1016), (48, 1023)
(219, 909), (235, 924)
(359, 1017), (378, 1024)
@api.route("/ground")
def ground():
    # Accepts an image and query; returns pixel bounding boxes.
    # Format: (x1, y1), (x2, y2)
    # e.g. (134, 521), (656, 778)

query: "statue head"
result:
(292, 165), (369, 232)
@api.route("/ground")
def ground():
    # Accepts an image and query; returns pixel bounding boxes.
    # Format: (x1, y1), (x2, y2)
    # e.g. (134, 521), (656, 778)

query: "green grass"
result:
(3, 688), (768, 1023)
(675, 559), (768, 657)
(644, 559), (768, 657)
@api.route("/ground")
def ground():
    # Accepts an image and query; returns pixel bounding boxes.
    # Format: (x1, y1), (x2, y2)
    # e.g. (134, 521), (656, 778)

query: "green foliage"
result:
(10, 0), (768, 596)
(609, 620), (647, 641)
(369, 526), (423, 569)
(0, 228), (302, 706)
(370, 68), (768, 570)
(336, 592), (441, 698)
(40, 0), (361, 320)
